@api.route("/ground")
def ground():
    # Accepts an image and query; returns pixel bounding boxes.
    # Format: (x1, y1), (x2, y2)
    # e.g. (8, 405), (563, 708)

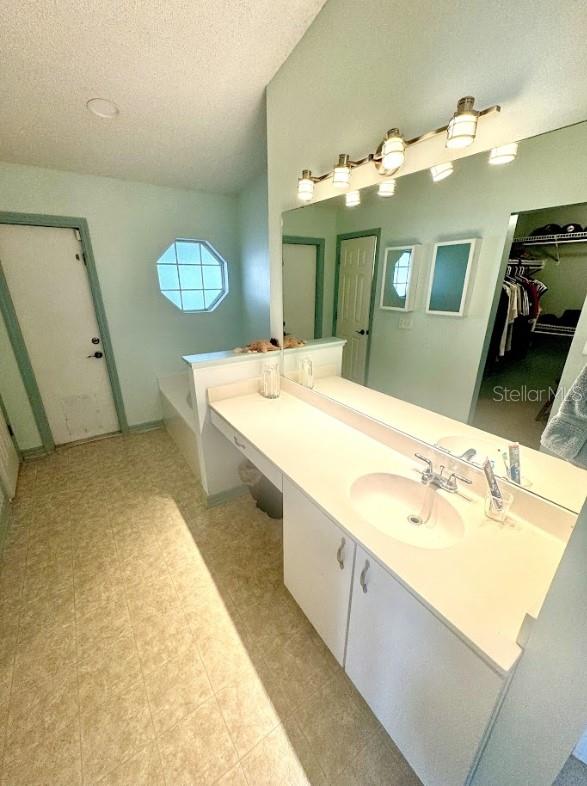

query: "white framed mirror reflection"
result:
(426, 238), (477, 317)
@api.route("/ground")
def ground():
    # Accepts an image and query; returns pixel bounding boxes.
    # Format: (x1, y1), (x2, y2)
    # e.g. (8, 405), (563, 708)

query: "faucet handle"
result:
(414, 453), (433, 473)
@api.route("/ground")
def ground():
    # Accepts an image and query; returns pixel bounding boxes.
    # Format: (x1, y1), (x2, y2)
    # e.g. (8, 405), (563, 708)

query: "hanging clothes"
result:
(487, 263), (548, 366)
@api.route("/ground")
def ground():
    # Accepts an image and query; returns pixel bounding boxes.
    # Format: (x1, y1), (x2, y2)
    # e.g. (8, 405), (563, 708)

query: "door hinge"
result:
(74, 229), (81, 241)
(7, 423), (14, 437)
(75, 252), (87, 266)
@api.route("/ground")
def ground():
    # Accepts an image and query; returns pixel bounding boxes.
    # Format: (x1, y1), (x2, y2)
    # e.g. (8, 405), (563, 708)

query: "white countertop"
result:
(211, 389), (568, 674)
(312, 376), (587, 514)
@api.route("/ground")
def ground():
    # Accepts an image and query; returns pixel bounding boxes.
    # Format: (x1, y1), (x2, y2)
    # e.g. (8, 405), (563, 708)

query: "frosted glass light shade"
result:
(333, 165), (351, 188)
(297, 172), (314, 201)
(446, 97), (478, 149)
(382, 131), (405, 170)
(345, 190), (360, 207)
(489, 143), (518, 165)
(378, 179), (396, 197)
(430, 162), (454, 182)
(446, 113), (478, 148)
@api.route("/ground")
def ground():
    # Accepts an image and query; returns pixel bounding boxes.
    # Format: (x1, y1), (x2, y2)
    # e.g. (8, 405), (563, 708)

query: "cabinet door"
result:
(346, 547), (504, 786)
(283, 478), (356, 665)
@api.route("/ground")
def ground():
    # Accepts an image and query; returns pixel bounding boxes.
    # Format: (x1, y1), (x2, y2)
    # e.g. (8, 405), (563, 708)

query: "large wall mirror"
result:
(281, 120), (587, 513)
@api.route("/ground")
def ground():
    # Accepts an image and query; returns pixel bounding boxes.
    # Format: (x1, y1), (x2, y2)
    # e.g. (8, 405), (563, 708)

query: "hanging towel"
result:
(541, 364), (587, 469)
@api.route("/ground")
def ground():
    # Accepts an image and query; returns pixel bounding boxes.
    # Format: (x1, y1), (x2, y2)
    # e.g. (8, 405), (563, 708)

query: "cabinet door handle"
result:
(336, 537), (345, 570)
(359, 560), (370, 593)
(233, 435), (246, 449)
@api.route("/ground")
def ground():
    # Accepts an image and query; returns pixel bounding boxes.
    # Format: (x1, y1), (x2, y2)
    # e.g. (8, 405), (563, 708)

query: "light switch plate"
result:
(398, 317), (413, 330)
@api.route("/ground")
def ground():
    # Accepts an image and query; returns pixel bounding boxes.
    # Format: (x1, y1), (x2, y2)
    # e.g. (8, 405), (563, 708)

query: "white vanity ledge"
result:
(182, 338), (346, 369)
(283, 337), (346, 354)
(313, 376), (586, 515)
(210, 390), (567, 675)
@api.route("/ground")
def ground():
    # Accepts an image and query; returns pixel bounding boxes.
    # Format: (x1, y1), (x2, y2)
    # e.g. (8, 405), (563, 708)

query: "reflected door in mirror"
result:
(336, 234), (377, 384)
(283, 242), (318, 340)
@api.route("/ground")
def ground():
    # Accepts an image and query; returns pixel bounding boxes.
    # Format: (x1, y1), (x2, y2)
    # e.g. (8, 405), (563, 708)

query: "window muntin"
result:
(156, 239), (228, 312)
(392, 250), (411, 297)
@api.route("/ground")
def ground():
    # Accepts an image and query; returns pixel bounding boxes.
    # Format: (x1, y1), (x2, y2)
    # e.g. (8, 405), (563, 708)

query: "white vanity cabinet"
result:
(346, 546), (505, 786)
(283, 478), (356, 665)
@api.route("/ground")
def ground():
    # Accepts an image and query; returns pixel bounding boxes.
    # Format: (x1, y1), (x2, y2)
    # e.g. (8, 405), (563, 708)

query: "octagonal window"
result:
(156, 239), (228, 312)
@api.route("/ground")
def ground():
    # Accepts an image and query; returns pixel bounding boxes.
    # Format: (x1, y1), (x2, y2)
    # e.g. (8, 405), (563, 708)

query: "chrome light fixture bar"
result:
(295, 96), (500, 200)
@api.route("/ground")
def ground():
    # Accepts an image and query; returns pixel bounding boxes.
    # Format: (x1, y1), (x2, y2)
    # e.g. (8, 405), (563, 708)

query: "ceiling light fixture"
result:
(297, 170), (315, 201)
(86, 98), (120, 119)
(488, 143), (518, 165)
(333, 154), (352, 188)
(446, 96), (479, 149)
(430, 162), (454, 182)
(378, 179), (396, 197)
(345, 190), (361, 207)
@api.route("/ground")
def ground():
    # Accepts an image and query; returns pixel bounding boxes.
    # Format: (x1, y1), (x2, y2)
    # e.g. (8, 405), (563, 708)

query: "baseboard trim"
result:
(21, 445), (50, 460)
(128, 420), (164, 433)
(0, 496), (10, 556)
(206, 485), (249, 508)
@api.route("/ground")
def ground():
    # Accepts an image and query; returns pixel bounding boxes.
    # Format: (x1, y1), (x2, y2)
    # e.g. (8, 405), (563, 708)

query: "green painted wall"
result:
(0, 161), (246, 445)
(238, 172), (271, 342)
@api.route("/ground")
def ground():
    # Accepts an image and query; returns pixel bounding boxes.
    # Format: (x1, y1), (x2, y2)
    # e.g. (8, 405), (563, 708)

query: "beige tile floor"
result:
(0, 428), (422, 786)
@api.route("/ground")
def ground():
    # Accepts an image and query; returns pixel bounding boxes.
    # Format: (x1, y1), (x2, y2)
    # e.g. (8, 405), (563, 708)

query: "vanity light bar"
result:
(296, 97), (501, 201)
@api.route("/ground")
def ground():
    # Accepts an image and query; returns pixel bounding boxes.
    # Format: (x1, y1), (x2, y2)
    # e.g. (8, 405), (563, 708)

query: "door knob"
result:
(87, 351), (103, 359)
(355, 329), (369, 335)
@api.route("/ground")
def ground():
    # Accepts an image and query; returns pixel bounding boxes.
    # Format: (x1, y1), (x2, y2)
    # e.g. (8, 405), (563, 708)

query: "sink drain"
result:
(407, 514), (424, 527)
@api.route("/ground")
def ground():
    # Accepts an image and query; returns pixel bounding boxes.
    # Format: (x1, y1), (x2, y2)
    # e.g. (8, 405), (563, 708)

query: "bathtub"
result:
(158, 372), (200, 478)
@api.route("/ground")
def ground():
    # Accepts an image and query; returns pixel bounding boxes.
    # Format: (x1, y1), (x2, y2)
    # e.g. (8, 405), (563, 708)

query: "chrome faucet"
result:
(415, 453), (472, 494)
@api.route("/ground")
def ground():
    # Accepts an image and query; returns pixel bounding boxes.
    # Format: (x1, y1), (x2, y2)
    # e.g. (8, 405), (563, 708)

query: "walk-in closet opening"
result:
(473, 203), (587, 450)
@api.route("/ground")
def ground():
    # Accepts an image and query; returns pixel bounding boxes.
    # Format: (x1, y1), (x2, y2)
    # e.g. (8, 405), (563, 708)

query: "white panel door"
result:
(0, 407), (19, 499)
(282, 243), (317, 340)
(335, 235), (376, 384)
(346, 547), (503, 786)
(283, 478), (355, 665)
(0, 225), (119, 445)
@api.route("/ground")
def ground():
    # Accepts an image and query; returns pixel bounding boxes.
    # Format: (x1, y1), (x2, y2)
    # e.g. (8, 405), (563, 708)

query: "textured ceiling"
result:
(0, 0), (327, 193)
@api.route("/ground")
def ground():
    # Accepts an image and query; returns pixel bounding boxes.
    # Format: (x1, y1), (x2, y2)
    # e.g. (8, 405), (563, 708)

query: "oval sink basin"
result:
(350, 474), (465, 550)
